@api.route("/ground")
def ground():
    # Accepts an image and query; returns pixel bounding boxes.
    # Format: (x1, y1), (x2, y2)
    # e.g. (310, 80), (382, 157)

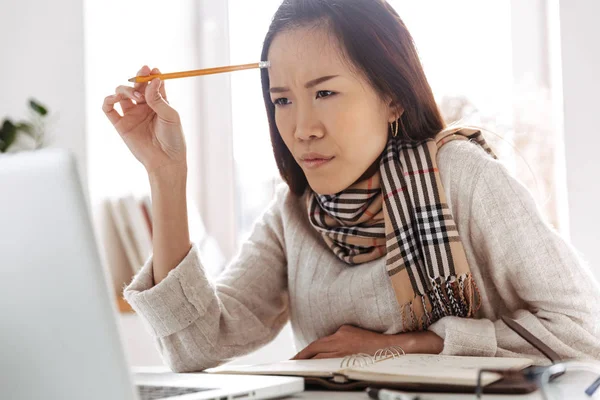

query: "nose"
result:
(294, 105), (324, 141)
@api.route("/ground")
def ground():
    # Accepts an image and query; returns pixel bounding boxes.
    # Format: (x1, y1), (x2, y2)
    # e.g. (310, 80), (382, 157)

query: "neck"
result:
(353, 151), (383, 186)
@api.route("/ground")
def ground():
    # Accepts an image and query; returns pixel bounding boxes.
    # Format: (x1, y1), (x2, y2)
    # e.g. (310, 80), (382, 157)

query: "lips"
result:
(299, 152), (334, 169)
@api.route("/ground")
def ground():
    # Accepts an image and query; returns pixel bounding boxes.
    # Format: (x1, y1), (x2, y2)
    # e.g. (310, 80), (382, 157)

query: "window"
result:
(221, 0), (564, 254)
(228, 0), (284, 243)
(389, 1), (564, 231)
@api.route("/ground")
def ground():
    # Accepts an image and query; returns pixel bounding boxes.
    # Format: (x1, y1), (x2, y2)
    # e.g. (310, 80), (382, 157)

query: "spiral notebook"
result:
(207, 347), (535, 394)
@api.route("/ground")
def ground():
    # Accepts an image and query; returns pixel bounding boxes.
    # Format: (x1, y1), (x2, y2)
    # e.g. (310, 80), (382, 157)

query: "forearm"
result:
(428, 310), (600, 363)
(386, 331), (444, 354)
(123, 183), (290, 371)
(148, 163), (192, 285)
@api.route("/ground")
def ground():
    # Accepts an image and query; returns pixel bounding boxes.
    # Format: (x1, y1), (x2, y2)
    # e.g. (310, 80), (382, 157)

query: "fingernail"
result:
(134, 91), (142, 99)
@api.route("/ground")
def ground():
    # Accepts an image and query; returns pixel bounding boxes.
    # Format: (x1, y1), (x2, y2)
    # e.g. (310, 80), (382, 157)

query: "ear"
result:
(387, 101), (404, 123)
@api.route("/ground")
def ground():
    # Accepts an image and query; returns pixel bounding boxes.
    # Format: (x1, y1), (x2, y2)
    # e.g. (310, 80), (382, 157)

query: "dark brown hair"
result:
(260, 0), (446, 196)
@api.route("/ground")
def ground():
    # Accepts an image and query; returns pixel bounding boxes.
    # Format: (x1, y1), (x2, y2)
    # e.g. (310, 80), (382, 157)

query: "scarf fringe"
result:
(402, 273), (482, 331)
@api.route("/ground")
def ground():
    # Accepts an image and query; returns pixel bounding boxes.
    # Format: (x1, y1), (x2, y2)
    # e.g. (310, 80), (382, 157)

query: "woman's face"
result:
(267, 25), (398, 195)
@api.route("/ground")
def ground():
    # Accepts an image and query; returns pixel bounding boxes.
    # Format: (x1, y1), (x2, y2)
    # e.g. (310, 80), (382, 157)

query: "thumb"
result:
(145, 78), (178, 122)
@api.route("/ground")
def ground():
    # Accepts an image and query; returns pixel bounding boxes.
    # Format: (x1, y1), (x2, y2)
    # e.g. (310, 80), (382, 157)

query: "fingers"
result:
(102, 94), (122, 125)
(115, 85), (141, 113)
(119, 96), (136, 113)
(133, 66), (167, 102)
(311, 352), (343, 360)
(102, 81), (143, 126)
(151, 68), (168, 102)
(291, 338), (332, 360)
(144, 77), (178, 122)
(133, 65), (152, 94)
(102, 65), (172, 126)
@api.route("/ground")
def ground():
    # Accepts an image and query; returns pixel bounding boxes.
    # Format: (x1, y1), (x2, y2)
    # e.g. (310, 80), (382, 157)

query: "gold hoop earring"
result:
(391, 119), (399, 137)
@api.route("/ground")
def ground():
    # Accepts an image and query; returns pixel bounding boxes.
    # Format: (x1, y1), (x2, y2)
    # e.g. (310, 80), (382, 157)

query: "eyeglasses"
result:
(476, 361), (600, 399)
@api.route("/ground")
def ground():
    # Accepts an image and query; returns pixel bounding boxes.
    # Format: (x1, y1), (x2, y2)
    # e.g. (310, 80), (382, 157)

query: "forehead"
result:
(267, 25), (355, 85)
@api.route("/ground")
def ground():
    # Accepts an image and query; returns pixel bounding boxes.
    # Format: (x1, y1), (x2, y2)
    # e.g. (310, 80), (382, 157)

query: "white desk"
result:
(132, 369), (539, 400)
(289, 389), (540, 399)
(133, 366), (594, 400)
(292, 377), (593, 399)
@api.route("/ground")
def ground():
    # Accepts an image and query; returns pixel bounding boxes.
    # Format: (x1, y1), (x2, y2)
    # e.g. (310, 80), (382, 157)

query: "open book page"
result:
(342, 354), (533, 387)
(207, 358), (346, 378)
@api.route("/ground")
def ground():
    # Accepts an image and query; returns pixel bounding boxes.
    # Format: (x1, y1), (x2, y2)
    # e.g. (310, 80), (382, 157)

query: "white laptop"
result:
(0, 148), (304, 400)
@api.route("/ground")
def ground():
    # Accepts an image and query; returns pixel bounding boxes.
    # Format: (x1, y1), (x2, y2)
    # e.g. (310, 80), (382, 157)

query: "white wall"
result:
(83, 0), (204, 366)
(556, 0), (600, 277)
(83, 0), (202, 294)
(0, 0), (87, 189)
(510, 0), (570, 234)
(194, 0), (237, 260)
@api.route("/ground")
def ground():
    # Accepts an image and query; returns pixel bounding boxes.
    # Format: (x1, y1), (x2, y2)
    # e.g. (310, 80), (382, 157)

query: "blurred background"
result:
(1, 0), (598, 370)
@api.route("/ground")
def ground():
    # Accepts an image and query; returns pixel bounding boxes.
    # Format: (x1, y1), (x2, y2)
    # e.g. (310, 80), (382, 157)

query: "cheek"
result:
(338, 138), (386, 165)
(275, 111), (293, 144)
(328, 106), (388, 156)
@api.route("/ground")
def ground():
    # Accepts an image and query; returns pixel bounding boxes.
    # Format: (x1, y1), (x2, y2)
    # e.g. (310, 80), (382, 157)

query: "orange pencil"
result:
(128, 61), (270, 83)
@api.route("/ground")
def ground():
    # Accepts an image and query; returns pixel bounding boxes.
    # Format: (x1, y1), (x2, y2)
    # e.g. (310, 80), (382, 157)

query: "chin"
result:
(306, 177), (352, 195)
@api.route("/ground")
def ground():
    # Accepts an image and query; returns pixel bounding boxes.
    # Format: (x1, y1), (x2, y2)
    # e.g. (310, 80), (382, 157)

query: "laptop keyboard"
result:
(137, 385), (211, 400)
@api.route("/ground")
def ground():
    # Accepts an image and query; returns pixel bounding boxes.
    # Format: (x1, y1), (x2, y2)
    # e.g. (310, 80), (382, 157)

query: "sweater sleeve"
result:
(122, 188), (289, 372)
(428, 149), (600, 363)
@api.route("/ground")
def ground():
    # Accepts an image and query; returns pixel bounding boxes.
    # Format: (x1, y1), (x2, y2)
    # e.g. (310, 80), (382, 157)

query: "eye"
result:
(273, 97), (291, 107)
(316, 90), (336, 99)
(272, 91), (335, 106)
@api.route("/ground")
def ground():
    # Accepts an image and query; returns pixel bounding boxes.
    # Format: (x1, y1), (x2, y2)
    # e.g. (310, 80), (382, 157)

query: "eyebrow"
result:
(269, 75), (339, 94)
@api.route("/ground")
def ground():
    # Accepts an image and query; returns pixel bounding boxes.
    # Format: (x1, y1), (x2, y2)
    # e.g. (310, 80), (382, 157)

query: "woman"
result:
(103, 0), (600, 372)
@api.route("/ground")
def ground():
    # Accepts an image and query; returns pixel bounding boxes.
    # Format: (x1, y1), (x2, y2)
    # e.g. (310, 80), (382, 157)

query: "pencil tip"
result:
(127, 77), (135, 83)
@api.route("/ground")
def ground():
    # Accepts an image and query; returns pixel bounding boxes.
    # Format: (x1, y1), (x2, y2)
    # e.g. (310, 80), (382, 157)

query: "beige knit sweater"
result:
(123, 140), (600, 372)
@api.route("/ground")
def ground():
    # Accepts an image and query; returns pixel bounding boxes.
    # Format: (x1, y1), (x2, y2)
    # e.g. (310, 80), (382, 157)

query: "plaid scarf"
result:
(307, 128), (496, 331)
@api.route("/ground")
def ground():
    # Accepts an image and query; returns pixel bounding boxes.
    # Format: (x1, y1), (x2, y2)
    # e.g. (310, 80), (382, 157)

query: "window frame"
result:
(193, 0), (567, 265)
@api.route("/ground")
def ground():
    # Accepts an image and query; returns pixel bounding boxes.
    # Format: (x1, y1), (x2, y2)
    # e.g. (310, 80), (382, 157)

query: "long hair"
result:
(260, 0), (446, 195)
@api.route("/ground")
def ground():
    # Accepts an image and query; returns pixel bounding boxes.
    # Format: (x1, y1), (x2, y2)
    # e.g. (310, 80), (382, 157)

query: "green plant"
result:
(0, 99), (49, 153)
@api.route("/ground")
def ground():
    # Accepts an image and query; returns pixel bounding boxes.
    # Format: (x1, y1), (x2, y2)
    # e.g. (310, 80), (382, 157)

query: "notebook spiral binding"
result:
(339, 346), (406, 368)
